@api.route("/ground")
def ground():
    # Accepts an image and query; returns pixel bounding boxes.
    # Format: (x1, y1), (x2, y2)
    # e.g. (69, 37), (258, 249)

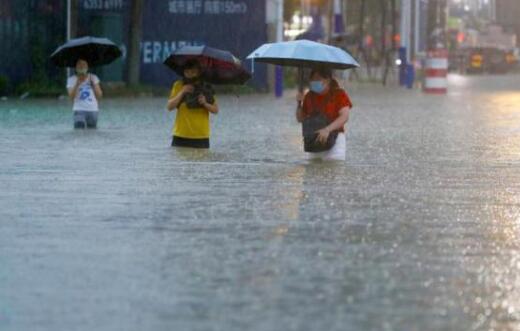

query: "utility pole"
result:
(327, 0), (333, 42)
(300, 0), (304, 30)
(276, 0), (283, 43)
(66, 0), (78, 78)
(400, 0), (412, 61)
(414, 0), (421, 57)
(275, 0), (283, 97)
(127, 0), (144, 86)
(333, 0), (344, 35)
(66, 0), (78, 41)
(266, 0), (283, 96)
(341, 0), (348, 33)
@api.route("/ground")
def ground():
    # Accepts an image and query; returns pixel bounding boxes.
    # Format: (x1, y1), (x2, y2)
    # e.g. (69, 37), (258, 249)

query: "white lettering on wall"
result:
(168, 0), (247, 15)
(83, 0), (124, 10)
(140, 40), (204, 64)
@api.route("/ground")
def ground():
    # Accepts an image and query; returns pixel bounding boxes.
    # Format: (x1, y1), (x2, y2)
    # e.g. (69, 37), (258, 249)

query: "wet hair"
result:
(310, 67), (333, 80)
(184, 59), (201, 71)
(310, 67), (339, 90)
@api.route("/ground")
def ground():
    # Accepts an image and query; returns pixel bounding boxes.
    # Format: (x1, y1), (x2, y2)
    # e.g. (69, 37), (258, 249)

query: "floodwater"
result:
(1, 74), (520, 331)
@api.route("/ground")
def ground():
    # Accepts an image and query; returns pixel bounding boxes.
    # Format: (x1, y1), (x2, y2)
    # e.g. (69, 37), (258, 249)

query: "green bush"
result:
(15, 81), (64, 98)
(0, 75), (9, 95)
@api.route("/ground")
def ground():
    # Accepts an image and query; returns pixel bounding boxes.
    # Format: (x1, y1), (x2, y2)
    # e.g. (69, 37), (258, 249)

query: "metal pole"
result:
(400, 0), (408, 51)
(414, 0), (420, 58)
(342, 0), (347, 29)
(327, 0), (333, 42)
(333, 0), (343, 35)
(399, 0), (413, 86)
(276, 0), (283, 42)
(300, 0), (304, 30)
(405, 0), (412, 61)
(66, 0), (71, 78)
(274, 0), (284, 98)
(67, 0), (71, 41)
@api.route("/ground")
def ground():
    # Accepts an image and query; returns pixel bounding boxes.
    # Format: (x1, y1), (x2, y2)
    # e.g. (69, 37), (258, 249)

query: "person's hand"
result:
(296, 92), (304, 105)
(181, 84), (194, 94)
(77, 74), (88, 83)
(198, 94), (208, 106)
(315, 127), (331, 144)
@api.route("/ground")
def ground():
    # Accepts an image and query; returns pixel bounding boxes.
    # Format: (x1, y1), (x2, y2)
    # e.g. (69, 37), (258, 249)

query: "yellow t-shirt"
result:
(170, 80), (215, 139)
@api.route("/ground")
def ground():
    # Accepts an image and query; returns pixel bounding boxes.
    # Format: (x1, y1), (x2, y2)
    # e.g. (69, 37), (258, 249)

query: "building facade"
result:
(0, 1), (66, 89)
(1, 0), (268, 90)
(495, 0), (520, 43)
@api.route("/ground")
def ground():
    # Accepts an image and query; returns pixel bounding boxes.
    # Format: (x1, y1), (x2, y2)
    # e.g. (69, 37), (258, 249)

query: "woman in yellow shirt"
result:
(167, 60), (219, 148)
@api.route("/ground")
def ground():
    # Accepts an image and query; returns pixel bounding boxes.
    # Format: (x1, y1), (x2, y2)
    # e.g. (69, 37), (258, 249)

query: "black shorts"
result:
(171, 136), (210, 149)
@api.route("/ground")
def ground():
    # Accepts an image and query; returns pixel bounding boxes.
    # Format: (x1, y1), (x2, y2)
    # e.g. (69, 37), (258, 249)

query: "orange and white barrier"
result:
(423, 49), (448, 94)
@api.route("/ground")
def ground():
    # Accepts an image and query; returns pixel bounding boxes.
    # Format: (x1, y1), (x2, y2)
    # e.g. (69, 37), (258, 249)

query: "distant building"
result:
(77, 0), (268, 88)
(1, 0), (271, 90)
(464, 24), (517, 50)
(0, 1), (65, 88)
(495, 0), (520, 44)
(449, 0), (496, 21)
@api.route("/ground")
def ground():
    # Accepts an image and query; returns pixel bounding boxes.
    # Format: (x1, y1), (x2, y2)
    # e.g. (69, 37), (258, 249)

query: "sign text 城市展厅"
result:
(82, 0), (124, 11)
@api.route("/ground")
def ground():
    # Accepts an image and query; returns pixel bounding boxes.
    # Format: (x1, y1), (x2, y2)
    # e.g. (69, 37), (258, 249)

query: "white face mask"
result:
(76, 68), (88, 75)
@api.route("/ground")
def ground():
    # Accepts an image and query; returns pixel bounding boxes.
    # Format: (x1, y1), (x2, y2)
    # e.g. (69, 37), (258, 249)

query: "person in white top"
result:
(66, 59), (103, 129)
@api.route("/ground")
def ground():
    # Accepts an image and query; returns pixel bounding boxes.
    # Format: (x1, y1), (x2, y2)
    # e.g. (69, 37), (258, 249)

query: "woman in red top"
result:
(296, 67), (353, 161)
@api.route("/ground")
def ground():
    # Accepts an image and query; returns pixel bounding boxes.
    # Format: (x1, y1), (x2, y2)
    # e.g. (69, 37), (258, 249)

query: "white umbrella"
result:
(247, 39), (359, 70)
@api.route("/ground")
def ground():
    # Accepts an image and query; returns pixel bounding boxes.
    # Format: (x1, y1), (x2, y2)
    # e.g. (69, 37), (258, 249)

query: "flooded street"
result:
(1, 74), (520, 331)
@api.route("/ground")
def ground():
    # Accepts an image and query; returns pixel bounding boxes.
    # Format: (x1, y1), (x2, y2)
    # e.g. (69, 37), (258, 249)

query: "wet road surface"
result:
(1, 74), (520, 330)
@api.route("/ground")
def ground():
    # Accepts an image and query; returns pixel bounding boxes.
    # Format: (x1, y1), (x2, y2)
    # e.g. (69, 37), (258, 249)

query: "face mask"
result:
(310, 80), (325, 94)
(76, 68), (88, 75)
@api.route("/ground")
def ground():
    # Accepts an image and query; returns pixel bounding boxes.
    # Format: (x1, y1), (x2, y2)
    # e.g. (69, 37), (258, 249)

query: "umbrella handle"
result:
(251, 57), (255, 74)
(296, 68), (305, 108)
(298, 68), (304, 93)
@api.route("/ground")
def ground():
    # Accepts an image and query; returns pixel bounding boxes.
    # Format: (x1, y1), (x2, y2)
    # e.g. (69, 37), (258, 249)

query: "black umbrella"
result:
(50, 36), (122, 67)
(163, 46), (251, 85)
